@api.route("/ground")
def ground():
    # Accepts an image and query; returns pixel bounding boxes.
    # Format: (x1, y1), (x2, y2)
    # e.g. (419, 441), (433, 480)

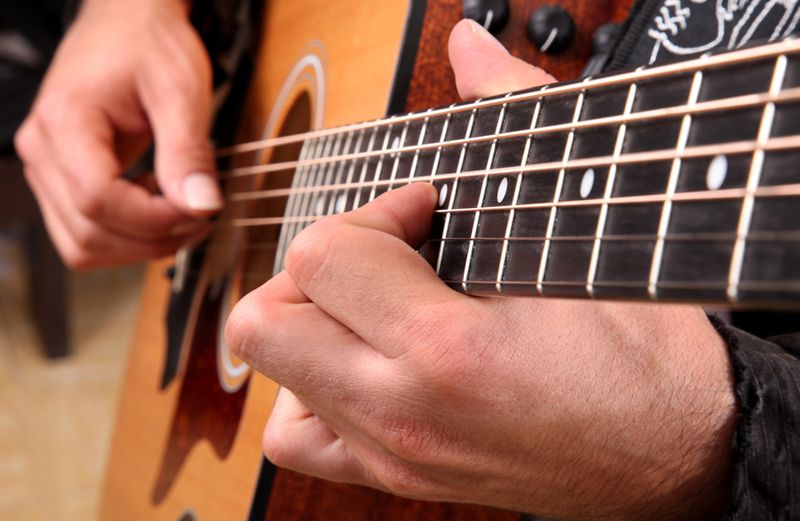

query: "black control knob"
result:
(527, 5), (576, 55)
(462, 0), (510, 35)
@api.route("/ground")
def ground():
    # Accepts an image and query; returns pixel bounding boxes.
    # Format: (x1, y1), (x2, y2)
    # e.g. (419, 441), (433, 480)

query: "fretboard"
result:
(226, 38), (800, 308)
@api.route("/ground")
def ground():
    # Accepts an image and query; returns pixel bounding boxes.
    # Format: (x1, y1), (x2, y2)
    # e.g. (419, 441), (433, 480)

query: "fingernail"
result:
(183, 173), (223, 211)
(466, 18), (509, 53)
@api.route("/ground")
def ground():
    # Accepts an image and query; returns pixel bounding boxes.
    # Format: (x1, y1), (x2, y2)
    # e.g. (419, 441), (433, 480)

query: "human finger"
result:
(263, 388), (376, 486)
(30, 107), (206, 241)
(448, 18), (556, 100)
(139, 29), (222, 216)
(283, 184), (466, 351)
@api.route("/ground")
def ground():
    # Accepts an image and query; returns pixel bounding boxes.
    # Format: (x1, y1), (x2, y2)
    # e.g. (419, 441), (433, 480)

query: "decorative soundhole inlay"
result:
(335, 193), (346, 213)
(580, 168), (595, 199)
(497, 177), (509, 203)
(439, 184), (449, 206)
(706, 154), (728, 190)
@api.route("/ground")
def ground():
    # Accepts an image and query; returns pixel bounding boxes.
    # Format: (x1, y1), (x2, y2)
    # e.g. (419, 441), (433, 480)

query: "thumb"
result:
(143, 66), (222, 216)
(448, 18), (556, 100)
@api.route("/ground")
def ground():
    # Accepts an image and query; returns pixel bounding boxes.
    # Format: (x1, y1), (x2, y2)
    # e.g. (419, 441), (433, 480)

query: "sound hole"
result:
(217, 90), (313, 391)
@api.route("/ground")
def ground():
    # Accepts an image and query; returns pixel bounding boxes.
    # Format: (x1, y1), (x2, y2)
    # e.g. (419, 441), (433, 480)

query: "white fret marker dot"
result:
(580, 168), (595, 199)
(335, 194), (346, 214)
(706, 154), (728, 191)
(314, 196), (326, 216)
(392, 136), (400, 149)
(439, 184), (449, 207)
(497, 177), (509, 204)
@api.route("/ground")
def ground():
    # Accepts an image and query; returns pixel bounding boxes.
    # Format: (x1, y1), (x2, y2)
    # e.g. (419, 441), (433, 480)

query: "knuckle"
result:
(284, 221), (337, 287)
(36, 94), (78, 130)
(225, 290), (286, 362)
(370, 457), (431, 499)
(262, 422), (291, 467)
(14, 120), (39, 160)
(73, 185), (105, 221)
(378, 412), (440, 464)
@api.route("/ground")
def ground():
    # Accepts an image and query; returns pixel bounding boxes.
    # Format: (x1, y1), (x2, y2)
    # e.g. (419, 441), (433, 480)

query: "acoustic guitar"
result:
(100, 0), (800, 519)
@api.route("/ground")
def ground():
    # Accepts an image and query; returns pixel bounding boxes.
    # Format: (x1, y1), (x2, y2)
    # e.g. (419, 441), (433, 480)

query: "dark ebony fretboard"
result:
(227, 39), (800, 308)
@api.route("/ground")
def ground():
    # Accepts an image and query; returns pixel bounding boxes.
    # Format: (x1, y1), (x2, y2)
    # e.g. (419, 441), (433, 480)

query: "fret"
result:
(273, 138), (312, 273)
(343, 129), (367, 212)
(352, 126), (381, 209)
(496, 95), (544, 293)
(315, 132), (345, 216)
(647, 70), (704, 299)
(275, 137), (319, 272)
(408, 111), (432, 181)
(417, 109), (453, 269)
(435, 107), (478, 278)
(537, 80), (588, 295)
(367, 123), (395, 202)
(387, 121), (411, 190)
(300, 134), (335, 224)
(727, 54), (788, 301)
(326, 131), (355, 215)
(587, 83), (638, 295)
(463, 95), (512, 292)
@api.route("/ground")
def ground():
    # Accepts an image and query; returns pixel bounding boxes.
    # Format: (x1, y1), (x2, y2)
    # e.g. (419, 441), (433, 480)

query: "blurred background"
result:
(1, 2), (143, 519)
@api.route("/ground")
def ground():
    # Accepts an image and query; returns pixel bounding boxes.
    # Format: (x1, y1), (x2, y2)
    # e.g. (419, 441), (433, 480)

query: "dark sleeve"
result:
(710, 318), (800, 520)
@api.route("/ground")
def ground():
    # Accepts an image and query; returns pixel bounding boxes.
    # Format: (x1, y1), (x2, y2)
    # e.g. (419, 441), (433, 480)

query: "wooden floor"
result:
(0, 238), (143, 521)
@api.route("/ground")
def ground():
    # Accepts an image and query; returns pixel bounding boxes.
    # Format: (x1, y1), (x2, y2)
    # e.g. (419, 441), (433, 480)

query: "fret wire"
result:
(227, 182), (800, 227)
(463, 95), (512, 292)
(292, 136), (330, 250)
(647, 69), (705, 299)
(537, 82), (589, 294)
(586, 82), (638, 296)
(326, 131), (355, 215)
(188, 270), (800, 294)
(342, 129), (367, 212)
(423, 108), (453, 272)
(227, 134), (800, 204)
(303, 134), (335, 219)
(221, 86), (800, 181)
(276, 137), (318, 272)
(435, 107), (476, 276)
(319, 132), (345, 216)
(218, 37), (800, 159)
(387, 121), (411, 190)
(368, 122), (396, 202)
(446, 280), (800, 291)
(408, 111), (432, 180)
(352, 127), (380, 209)
(727, 54), (788, 301)
(496, 91), (545, 293)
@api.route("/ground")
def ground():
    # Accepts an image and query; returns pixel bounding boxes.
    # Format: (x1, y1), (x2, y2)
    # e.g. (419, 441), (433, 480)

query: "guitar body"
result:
(100, 1), (632, 519)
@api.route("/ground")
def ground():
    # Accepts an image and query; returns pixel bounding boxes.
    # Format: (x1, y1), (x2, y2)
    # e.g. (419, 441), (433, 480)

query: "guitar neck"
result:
(253, 39), (800, 308)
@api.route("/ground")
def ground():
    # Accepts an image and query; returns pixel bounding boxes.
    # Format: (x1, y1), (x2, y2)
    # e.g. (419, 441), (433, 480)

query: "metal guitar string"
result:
(215, 37), (800, 161)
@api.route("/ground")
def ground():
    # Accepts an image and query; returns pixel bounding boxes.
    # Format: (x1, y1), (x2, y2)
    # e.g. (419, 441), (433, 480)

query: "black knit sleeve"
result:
(711, 318), (800, 520)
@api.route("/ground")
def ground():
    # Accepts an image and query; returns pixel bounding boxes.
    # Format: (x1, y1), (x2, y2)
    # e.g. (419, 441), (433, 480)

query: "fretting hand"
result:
(225, 20), (737, 520)
(15, 0), (219, 268)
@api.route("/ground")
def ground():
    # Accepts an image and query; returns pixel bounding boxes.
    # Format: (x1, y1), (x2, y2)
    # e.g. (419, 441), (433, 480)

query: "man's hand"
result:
(14, 0), (220, 268)
(225, 20), (737, 520)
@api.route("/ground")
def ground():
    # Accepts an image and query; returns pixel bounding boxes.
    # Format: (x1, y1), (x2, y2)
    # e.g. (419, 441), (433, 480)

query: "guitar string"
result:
(211, 182), (800, 229)
(218, 86), (800, 182)
(214, 37), (800, 159)
(219, 135), (800, 205)
(197, 228), (800, 259)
